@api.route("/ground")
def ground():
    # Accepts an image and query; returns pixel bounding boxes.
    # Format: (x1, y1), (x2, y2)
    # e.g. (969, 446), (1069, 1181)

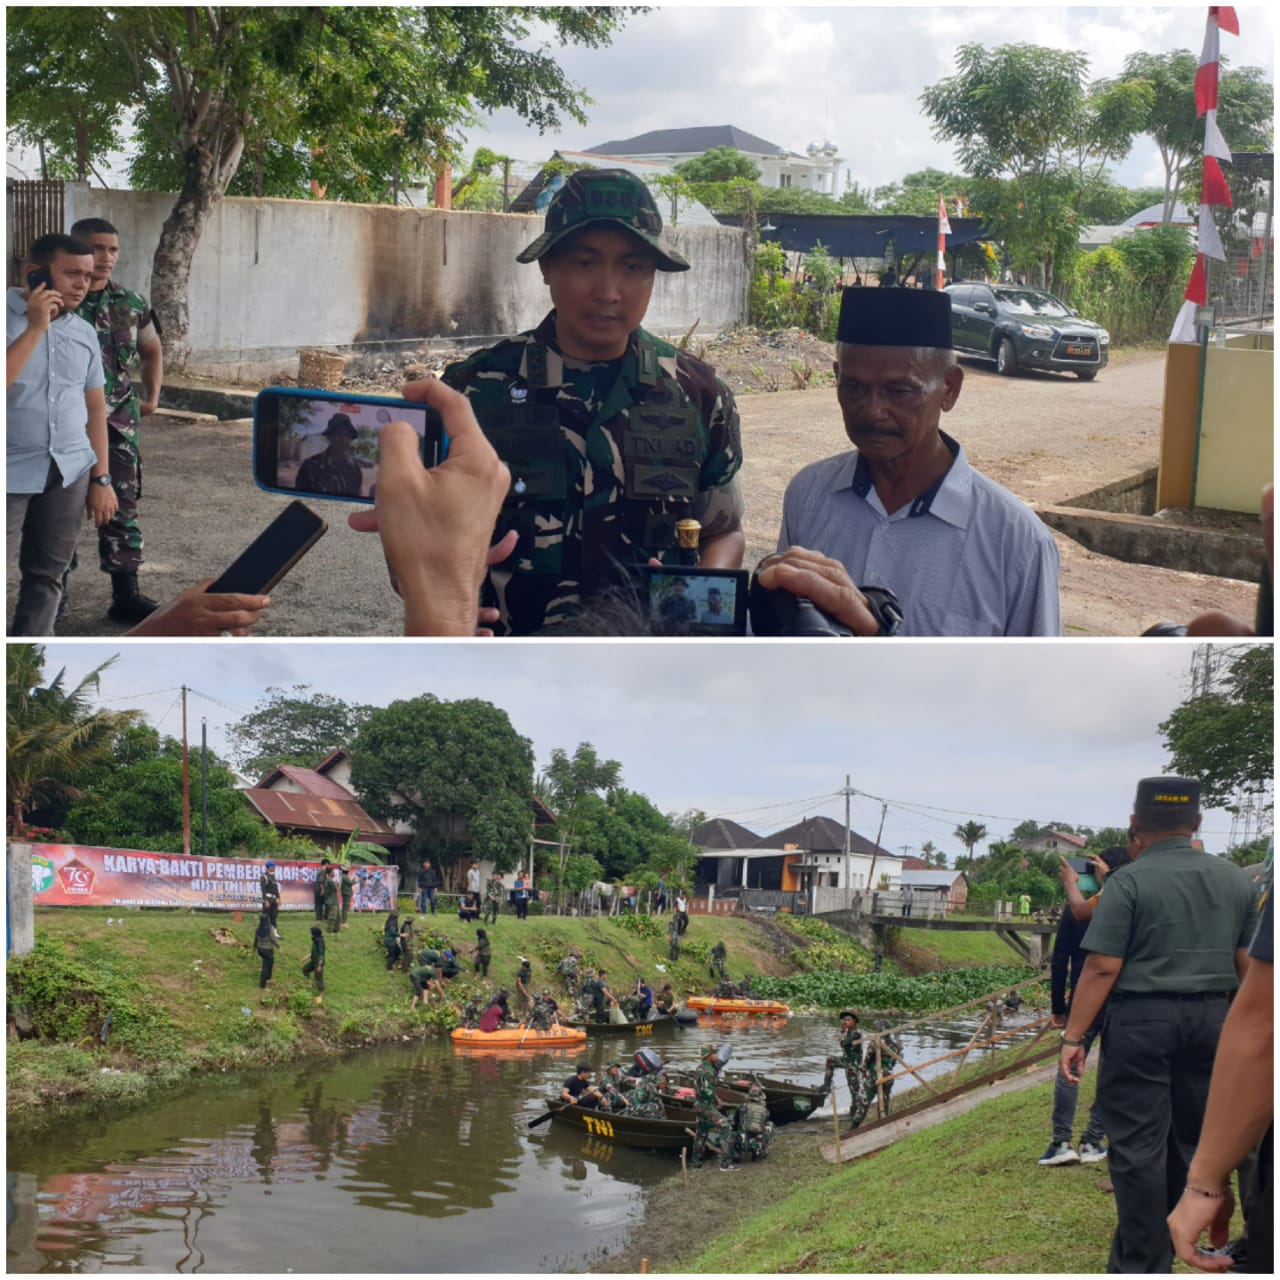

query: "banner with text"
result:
(28, 844), (399, 911)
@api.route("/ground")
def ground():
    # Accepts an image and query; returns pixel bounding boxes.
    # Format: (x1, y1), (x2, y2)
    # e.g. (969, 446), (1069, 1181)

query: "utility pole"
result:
(865, 801), (888, 896)
(200, 717), (209, 858)
(840, 774), (854, 898)
(181, 686), (191, 856)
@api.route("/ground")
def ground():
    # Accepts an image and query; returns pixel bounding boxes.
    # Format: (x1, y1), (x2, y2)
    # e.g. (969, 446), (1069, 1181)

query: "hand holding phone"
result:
(127, 582), (272, 638)
(254, 387), (446, 504)
(346, 378), (512, 636)
(206, 500), (327, 596)
(24, 267), (62, 331)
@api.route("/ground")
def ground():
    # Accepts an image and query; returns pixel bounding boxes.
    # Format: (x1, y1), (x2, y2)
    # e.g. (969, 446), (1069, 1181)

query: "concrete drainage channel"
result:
(1036, 469), (1264, 582)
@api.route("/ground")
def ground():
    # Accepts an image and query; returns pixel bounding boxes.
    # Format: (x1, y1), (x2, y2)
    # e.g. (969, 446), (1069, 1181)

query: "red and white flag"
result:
(937, 197), (952, 237)
(1171, 7), (1239, 343)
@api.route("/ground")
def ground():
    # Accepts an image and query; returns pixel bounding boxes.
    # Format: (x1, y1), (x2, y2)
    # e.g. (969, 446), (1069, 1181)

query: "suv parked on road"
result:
(944, 283), (1109, 380)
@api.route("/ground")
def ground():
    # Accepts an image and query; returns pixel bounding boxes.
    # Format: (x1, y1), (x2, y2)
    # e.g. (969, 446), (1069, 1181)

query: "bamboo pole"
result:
(832, 1089), (842, 1164)
(641, 1261), (649, 1275)
(874, 1035), (884, 1119)
(681, 1146), (689, 1187)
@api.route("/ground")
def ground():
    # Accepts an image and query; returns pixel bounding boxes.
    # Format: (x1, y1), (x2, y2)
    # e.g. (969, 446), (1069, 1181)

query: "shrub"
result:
(751, 964), (1039, 1012)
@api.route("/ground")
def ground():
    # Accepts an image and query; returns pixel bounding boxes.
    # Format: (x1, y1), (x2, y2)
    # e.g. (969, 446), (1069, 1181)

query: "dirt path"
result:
(19, 352), (1256, 637)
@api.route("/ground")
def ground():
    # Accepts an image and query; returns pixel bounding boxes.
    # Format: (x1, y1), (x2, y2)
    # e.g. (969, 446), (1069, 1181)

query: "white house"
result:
(584, 125), (843, 196)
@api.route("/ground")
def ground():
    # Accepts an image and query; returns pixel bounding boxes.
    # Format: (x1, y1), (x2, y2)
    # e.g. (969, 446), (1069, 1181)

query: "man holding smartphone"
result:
(6, 233), (117, 635)
(67, 217), (165, 624)
(440, 168), (745, 636)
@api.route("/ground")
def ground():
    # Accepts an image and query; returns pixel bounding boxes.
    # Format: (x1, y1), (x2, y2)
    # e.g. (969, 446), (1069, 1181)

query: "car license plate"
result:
(1066, 344), (1093, 357)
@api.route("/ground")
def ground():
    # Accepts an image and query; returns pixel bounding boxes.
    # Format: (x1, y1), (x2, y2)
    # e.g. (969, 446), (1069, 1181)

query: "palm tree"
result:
(953, 820), (989, 869)
(7, 645), (140, 834)
(921, 840), (947, 868)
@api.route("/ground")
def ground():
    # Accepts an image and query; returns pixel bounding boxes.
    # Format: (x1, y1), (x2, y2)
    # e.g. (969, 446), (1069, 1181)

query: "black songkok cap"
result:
(836, 287), (953, 349)
(1135, 776), (1201, 810)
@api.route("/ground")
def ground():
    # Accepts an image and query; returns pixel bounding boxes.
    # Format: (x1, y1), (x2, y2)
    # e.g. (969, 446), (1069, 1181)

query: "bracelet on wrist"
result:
(1060, 1036), (1083, 1047)
(1185, 1183), (1230, 1199)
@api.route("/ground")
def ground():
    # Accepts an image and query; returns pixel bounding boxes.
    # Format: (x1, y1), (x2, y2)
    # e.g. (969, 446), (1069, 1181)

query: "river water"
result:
(7, 1011), (1040, 1273)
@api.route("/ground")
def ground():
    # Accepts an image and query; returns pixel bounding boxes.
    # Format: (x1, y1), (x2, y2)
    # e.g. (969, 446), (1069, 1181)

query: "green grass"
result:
(901, 928), (1024, 968)
(678, 1076), (1243, 1274)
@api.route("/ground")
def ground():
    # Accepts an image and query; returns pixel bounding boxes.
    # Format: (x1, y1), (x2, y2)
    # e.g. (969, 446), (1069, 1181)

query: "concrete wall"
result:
(7, 842), (35, 957)
(61, 184), (748, 380)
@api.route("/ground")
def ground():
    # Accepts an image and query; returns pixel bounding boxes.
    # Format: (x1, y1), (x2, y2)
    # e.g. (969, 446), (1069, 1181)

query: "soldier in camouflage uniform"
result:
(440, 169), (745, 636)
(68, 218), (164, 623)
(709, 940), (728, 981)
(483, 871), (504, 925)
(459, 994), (485, 1029)
(692, 1042), (725, 1166)
(597, 1061), (631, 1113)
(624, 1066), (668, 1119)
(735, 1082), (774, 1162)
(821, 1009), (868, 1124)
(295, 414), (364, 497)
(528, 989), (559, 1031)
(558, 953), (580, 998)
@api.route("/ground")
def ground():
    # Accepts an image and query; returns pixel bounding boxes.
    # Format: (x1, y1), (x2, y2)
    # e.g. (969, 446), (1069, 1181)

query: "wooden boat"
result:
(563, 1012), (675, 1037)
(663, 1070), (825, 1124)
(450, 1024), (586, 1048)
(725, 1070), (829, 1124)
(685, 995), (790, 1016)
(543, 1098), (695, 1150)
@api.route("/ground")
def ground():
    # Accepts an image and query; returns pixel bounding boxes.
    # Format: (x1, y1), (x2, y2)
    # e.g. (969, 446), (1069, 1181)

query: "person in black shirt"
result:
(561, 1063), (601, 1109)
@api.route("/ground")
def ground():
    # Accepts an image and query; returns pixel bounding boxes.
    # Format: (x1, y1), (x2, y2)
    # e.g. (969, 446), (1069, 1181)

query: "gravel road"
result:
(16, 351), (1258, 638)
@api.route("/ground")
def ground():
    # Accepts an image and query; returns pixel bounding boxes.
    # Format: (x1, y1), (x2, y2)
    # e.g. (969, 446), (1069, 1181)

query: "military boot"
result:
(107, 572), (160, 624)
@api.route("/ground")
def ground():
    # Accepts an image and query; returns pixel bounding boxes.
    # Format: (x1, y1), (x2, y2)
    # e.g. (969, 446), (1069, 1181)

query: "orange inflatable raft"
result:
(450, 1025), (587, 1048)
(684, 996), (791, 1016)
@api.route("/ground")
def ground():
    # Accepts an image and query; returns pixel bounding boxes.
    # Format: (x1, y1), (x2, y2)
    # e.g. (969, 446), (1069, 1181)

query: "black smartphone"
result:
(253, 386), (447, 504)
(639, 566), (749, 635)
(1064, 857), (1092, 875)
(26, 266), (54, 292)
(206, 500), (327, 595)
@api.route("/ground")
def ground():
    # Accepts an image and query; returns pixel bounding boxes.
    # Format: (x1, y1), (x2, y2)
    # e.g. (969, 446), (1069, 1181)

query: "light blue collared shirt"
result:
(778, 434), (1061, 636)
(6, 287), (105, 494)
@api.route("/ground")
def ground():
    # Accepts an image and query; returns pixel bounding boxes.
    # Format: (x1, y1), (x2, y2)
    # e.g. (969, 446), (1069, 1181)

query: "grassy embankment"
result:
(5, 903), (799, 1128)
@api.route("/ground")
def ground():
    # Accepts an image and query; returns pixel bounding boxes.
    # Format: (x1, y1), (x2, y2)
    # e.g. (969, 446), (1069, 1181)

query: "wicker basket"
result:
(297, 347), (347, 389)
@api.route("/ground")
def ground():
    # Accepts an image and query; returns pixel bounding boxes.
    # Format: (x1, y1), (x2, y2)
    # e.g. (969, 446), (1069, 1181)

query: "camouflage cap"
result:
(516, 168), (690, 272)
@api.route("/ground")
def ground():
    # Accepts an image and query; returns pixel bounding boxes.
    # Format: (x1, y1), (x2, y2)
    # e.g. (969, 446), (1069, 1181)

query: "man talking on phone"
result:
(439, 168), (745, 635)
(6, 233), (117, 635)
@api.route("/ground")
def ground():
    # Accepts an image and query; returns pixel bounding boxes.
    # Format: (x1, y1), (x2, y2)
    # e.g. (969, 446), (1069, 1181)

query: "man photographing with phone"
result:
(6, 233), (117, 635)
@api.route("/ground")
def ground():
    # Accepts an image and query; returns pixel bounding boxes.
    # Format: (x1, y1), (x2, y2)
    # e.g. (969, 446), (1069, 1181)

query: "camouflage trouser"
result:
(693, 1105), (721, 1164)
(738, 1124), (773, 1161)
(70, 426), (143, 575)
(703, 1114), (736, 1168)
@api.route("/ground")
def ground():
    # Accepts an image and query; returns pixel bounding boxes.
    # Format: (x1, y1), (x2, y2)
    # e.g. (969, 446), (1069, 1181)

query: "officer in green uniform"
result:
(340, 866), (354, 925)
(302, 925), (326, 1005)
(295, 414), (364, 497)
(1061, 777), (1259, 1273)
(68, 218), (164, 622)
(709, 940), (728, 981)
(324, 868), (341, 933)
(440, 168), (745, 636)
(597, 1060), (631, 1113)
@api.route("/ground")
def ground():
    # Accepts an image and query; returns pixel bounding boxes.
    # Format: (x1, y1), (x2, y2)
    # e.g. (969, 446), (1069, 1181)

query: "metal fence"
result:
(1207, 152), (1274, 328)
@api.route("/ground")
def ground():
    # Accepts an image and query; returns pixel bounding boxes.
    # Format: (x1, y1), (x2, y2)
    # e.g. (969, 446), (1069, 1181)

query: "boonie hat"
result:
(323, 412), (358, 439)
(517, 168), (690, 271)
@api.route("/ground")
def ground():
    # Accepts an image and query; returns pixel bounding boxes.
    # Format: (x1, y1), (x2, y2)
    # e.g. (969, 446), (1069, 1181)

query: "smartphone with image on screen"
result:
(254, 387), (448, 504)
(206, 500), (327, 596)
(638, 566), (749, 636)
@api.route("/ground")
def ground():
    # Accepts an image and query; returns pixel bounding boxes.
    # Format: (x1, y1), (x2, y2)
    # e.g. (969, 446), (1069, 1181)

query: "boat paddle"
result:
(528, 1105), (559, 1129)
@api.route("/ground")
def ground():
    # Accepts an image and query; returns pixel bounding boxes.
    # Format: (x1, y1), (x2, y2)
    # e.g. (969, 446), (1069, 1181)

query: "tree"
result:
(921, 44), (1148, 288)
(60, 734), (304, 855)
(872, 168), (970, 216)
(953, 820), (989, 868)
(1114, 51), (1273, 224)
(1084, 827), (1130, 854)
(538, 743), (623, 906)
(230, 684), (373, 780)
(674, 145), (760, 184)
(6, 7), (634, 368)
(1159, 646), (1273, 813)
(7, 645), (140, 835)
(350, 695), (534, 883)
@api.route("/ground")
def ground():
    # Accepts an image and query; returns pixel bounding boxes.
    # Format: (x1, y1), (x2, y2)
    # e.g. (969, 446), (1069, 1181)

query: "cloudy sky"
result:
(468, 3), (1276, 192)
(46, 640), (1265, 862)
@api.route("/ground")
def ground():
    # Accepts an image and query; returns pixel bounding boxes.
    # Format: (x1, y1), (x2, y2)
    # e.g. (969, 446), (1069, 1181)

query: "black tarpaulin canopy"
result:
(717, 212), (990, 257)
